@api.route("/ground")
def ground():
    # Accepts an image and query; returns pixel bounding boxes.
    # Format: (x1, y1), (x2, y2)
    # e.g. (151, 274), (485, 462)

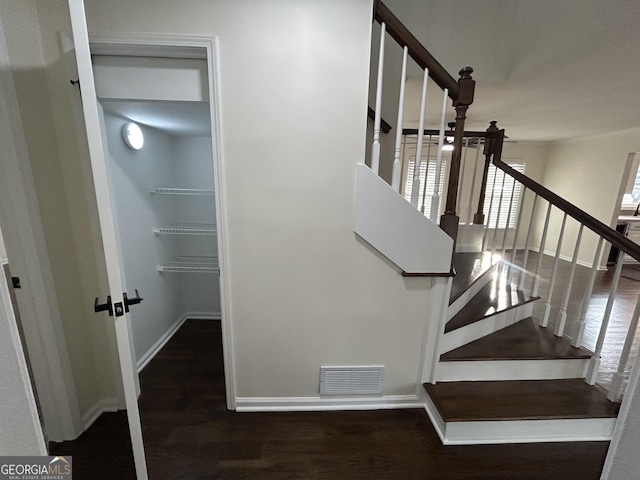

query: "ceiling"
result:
(381, 0), (640, 142)
(100, 99), (211, 137)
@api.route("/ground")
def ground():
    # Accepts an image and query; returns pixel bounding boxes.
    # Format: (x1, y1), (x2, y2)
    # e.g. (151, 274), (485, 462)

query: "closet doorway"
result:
(68, 11), (233, 475)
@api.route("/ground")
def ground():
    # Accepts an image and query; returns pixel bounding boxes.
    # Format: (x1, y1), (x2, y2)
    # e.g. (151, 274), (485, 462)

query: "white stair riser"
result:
(443, 418), (615, 445)
(441, 302), (534, 354)
(448, 266), (497, 320)
(424, 399), (615, 445)
(436, 358), (589, 382)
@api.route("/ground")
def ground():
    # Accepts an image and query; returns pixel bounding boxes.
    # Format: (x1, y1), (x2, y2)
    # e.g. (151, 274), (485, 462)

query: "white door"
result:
(67, 0), (148, 478)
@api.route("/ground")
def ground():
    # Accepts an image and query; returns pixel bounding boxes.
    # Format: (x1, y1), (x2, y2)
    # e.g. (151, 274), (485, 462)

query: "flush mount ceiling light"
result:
(122, 122), (144, 150)
(442, 137), (454, 151)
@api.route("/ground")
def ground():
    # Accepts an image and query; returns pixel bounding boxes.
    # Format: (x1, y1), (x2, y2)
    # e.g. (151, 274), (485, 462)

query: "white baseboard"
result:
(81, 397), (121, 431)
(530, 247), (607, 271)
(137, 312), (221, 373)
(235, 394), (422, 412)
(184, 311), (221, 320)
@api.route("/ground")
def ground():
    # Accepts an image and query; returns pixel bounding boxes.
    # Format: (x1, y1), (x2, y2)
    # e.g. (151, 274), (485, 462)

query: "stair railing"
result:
(370, 0), (475, 244)
(486, 125), (640, 402)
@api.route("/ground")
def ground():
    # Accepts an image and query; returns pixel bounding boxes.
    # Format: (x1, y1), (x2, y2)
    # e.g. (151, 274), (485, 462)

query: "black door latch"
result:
(123, 289), (143, 313)
(94, 296), (113, 316)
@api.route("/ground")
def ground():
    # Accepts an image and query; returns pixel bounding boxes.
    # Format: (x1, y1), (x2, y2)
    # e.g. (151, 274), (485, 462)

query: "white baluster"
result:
(371, 22), (386, 175)
(481, 168), (498, 253)
(608, 294), (640, 401)
(457, 138), (469, 217)
(501, 176), (517, 258)
(466, 141), (482, 225)
(430, 88), (449, 223)
(420, 137), (433, 214)
(586, 252), (625, 385)
(490, 174), (506, 256)
(509, 187), (527, 279)
(572, 237), (604, 348)
(532, 202), (552, 297)
(518, 193), (538, 291)
(540, 212), (567, 328)
(391, 46), (408, 193)
(411, 68), (430, 208)
(554, 224), (583, 336)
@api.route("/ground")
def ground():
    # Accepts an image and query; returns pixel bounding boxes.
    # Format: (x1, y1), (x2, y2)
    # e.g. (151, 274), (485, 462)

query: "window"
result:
(404, 157), (447, 219)
(483, 162), (525, 229)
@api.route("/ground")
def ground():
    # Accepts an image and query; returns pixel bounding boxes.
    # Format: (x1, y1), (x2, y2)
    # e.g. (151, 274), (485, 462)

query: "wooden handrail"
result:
(403, 128), (488, 138)
(494, 158), (640, 263)
(374, 0), (459, 100)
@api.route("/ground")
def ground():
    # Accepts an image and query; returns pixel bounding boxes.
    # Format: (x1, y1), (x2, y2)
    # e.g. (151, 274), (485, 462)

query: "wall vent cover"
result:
(320, 366), (384, 395)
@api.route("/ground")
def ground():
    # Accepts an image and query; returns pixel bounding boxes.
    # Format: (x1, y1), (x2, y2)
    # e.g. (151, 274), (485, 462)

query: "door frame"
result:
(86, 32), (236, 411)
(70, 27), (236, 410)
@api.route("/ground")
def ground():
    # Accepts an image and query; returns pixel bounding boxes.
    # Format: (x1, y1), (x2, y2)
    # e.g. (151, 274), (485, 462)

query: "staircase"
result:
(424, 252), (621, 444)
(365, 0), (639, 448)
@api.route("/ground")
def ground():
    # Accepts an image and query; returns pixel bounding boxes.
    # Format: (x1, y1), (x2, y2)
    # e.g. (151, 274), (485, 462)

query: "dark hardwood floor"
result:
(51, 319), (611, 479)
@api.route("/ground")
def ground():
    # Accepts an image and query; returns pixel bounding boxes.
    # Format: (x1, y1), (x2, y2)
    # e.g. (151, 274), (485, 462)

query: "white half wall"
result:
(355, 164), (453, 274)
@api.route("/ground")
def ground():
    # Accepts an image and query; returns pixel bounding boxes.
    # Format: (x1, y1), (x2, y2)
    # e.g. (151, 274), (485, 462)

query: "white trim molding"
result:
(235, 395), (423, 412)
(85, 33), (235, 412)
(81, 397), (121, 431)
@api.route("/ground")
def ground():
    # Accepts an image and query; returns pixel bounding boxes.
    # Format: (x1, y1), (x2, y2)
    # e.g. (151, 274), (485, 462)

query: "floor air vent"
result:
(320, 366), (384, 395)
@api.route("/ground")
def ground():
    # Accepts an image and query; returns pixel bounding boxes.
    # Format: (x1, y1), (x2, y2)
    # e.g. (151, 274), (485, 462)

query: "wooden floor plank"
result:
(424, 379), (620, 422)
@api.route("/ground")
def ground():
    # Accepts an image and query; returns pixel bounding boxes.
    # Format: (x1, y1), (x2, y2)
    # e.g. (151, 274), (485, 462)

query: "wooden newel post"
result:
(440, 66), (475, 243)
(473, 121), (499, 224)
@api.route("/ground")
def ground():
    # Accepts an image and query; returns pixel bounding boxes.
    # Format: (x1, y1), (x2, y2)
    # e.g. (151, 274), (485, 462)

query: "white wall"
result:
(82, 0), (445, 400)
(172, 135), (219, 316)
(0, 228), (6, 263)
(537, 128), (640, 266)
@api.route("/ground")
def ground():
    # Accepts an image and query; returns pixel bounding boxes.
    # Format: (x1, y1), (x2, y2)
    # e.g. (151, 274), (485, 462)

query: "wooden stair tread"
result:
(424, 379), (620, 422)
(449, 252), (495, 304)
(441, 317), (593, 361)
(445, 279), (538, 333)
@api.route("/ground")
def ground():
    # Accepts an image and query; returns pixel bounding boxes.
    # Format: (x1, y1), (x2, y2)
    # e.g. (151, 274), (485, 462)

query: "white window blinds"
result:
(403, 157), (446, 218)
(483, 162), (525, 229)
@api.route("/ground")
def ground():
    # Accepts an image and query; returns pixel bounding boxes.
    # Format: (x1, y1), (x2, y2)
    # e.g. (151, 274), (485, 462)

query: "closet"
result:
(94, 54), (221, 370)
